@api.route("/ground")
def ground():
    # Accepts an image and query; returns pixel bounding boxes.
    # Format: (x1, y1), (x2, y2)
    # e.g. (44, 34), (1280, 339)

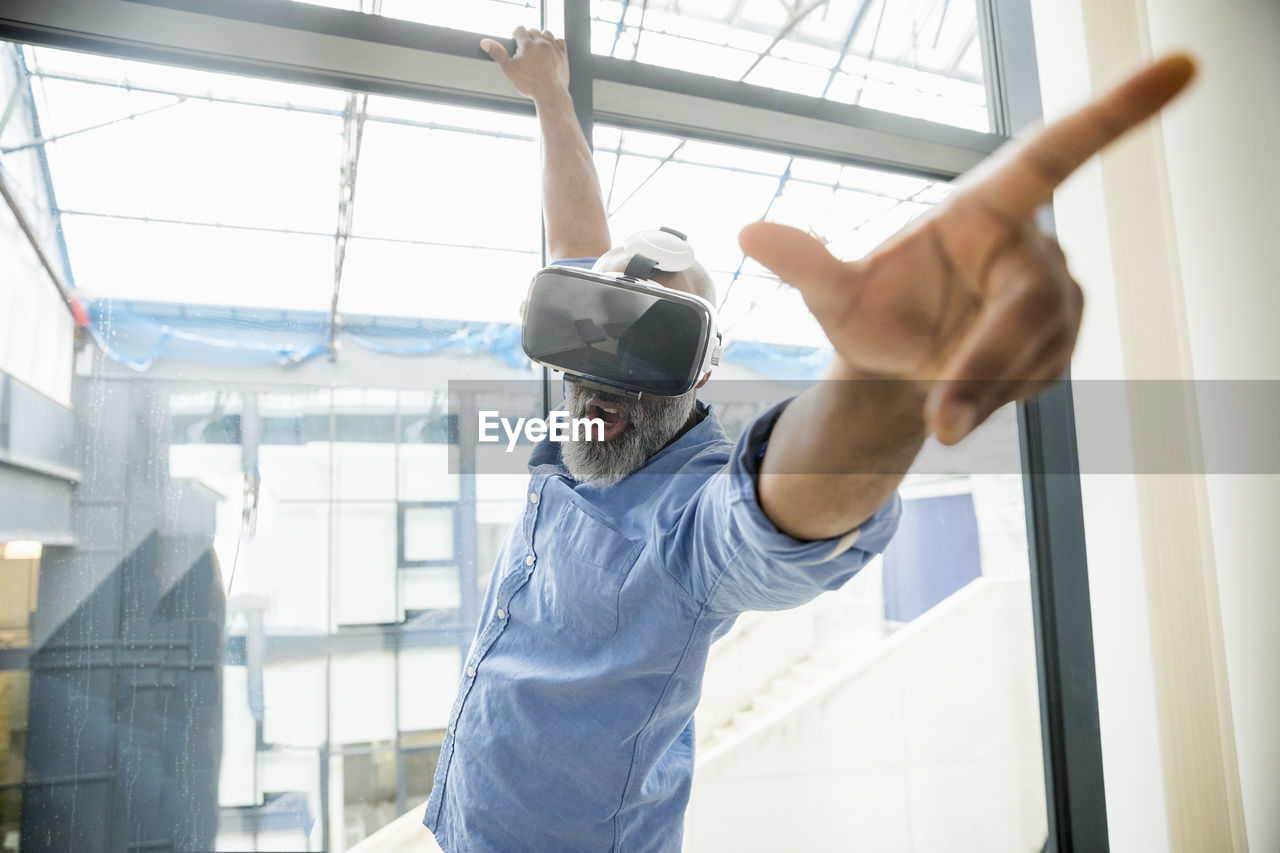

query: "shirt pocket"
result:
(535, 502), (643, 639)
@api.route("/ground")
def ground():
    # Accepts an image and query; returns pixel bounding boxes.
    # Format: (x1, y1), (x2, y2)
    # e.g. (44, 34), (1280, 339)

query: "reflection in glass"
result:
(0, 539), (36, 848)
(9, 42), (539, 852)
(402, 506), (455, 564)
(338, 746), (397, 849)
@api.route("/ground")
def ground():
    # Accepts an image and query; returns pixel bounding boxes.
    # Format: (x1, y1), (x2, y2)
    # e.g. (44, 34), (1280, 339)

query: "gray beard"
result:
(560, 383), (697, 487)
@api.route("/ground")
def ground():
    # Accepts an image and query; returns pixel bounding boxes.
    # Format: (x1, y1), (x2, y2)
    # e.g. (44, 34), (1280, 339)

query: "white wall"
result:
(1028, 4), (1172, 849)
(1031, 0), (1279, 849)
(1139, 3), (1280, 848)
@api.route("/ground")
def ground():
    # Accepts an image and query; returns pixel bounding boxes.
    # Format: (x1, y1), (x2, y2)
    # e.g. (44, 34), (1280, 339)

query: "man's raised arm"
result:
(481, 28), (611, 261)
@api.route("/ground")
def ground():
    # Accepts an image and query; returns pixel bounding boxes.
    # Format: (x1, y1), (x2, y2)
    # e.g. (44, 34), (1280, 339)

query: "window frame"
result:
(396, 500), (459, 569)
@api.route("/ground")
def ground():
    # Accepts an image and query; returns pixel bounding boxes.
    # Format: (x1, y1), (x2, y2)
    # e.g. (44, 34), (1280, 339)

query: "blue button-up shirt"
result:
(423, 399), (901, 851)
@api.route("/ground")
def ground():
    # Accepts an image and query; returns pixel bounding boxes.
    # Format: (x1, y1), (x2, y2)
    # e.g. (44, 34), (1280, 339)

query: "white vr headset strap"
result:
(572, 229), (720, 393)
(622, 226), (695, 278)
(622, 224), (720, 375)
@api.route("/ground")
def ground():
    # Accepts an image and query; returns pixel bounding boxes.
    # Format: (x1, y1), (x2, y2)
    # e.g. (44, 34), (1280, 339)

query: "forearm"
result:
(532, 89), (611, 259)
(757, 361), (927, 540)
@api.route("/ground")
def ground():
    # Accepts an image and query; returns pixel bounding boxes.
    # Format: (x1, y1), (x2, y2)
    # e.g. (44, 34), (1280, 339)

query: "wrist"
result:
(531, 86), (574, 112)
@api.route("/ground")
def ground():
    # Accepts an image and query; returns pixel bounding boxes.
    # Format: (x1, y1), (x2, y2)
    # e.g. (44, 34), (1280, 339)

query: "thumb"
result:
(480, 38), (511, 65)
(738, 221), (856, 310)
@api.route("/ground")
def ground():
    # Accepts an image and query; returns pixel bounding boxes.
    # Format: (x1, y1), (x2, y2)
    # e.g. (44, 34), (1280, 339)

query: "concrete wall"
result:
(685, 579), (1045, 853)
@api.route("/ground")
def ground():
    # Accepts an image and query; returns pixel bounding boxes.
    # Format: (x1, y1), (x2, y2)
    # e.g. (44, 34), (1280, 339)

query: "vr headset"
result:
(520, 227), (722, 398)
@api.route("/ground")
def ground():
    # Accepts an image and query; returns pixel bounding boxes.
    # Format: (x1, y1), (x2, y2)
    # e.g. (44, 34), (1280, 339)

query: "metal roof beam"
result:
(0, 0), (1003, 180)
(0, 0), (535, 116)
(592, 55), (999, 179)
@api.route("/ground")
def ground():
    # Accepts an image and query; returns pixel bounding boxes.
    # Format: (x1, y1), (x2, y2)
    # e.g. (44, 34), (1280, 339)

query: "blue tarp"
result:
(88, 299), (528, 371)
(720, 339), (831, 380)
(87, 299), (830, 380)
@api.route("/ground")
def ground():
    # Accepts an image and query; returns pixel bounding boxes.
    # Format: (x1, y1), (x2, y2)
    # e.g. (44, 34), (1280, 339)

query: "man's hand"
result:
(481, 28), (569, 103)
(740, 54), (1196, 447)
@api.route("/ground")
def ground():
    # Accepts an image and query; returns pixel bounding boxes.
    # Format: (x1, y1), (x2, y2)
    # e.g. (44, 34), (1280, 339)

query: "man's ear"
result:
(695, 371), (711, 390)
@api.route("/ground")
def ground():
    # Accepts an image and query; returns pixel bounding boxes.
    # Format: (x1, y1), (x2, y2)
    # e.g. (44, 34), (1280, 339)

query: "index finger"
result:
(959, 53), (1195, 222)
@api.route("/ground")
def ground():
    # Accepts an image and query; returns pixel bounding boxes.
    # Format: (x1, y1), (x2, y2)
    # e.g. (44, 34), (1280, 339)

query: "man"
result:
(421, 27), (1194, 851)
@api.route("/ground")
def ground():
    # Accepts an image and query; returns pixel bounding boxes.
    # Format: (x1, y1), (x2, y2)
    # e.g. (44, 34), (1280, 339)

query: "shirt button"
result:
(466, 665), (477, 677)
(496, 609), (506, 620)
(525, 554), (535, 566)
(529, 492), (539, 504)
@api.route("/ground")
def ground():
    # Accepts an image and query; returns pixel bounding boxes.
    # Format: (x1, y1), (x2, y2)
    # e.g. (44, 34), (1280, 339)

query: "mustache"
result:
(593, 390), (633, 406)
(568, 385), (636, 415)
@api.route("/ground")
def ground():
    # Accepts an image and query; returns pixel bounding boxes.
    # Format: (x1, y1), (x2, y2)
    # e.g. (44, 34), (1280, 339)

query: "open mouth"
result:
(585, 398), (630, 442)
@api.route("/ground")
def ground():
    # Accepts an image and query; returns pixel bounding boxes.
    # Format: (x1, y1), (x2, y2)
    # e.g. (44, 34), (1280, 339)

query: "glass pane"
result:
(1, 636), (32, 849)
(0, 201), (75, 405)
(592, 0), (991, 131)
(0, 547), (39, 649)
(403, 507), (455, 563)
(264, 660), (328, 748)
(338, 100), (541, 320)
(7, 30), (1044, 853)
(337, 747), (397, 849)
(0, 45), (75, 405)
(594, 124), (949, 358)
(398, 445), (459, 503)
(27, 47), (343, 311)
(402, 743), (443, 803)
(330, 652), (396, 745)
(331, 389), (398, 500)
(398, 647), (460, 732)
(9, 41), (541, 853)
(334, 503), (398, 625)
(22, 46), (544, 319)
(589, 125), (1046, 847)
(399, 567), (462, 620)
(0, 672), (29, 844)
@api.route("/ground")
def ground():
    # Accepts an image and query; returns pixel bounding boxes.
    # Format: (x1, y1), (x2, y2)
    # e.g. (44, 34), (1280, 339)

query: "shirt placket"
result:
(426, 474), (550, 825)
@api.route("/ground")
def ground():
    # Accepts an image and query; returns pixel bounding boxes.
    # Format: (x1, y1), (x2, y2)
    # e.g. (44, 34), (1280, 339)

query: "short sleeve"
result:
(667, 399), (902, 614)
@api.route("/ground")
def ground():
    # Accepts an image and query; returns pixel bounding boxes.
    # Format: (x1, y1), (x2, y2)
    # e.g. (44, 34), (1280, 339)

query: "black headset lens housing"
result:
(521, 265), (720, 398)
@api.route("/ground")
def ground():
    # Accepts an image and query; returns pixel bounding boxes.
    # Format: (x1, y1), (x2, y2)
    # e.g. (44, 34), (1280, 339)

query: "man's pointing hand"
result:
(740, 54), (1196, 446)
